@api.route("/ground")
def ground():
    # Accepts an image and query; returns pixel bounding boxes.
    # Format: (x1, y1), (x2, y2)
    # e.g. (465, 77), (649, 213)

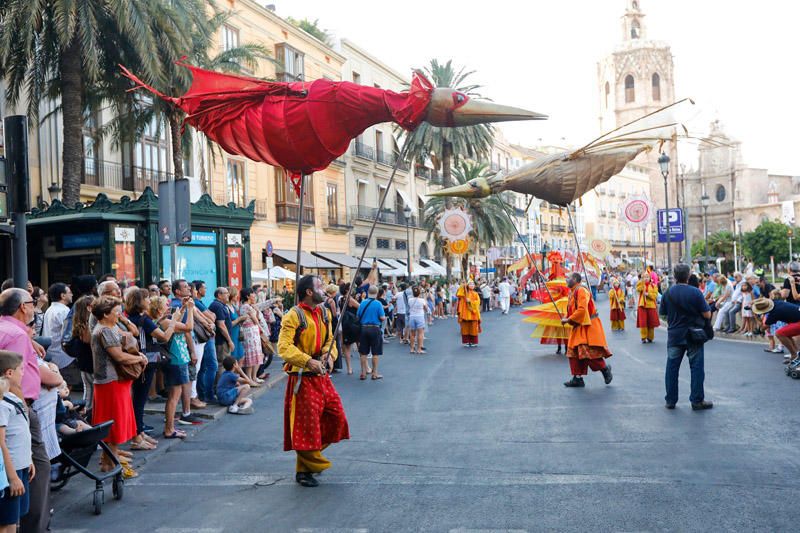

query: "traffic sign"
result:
(657, 208), (684, 243)
(266, 257), (274, 269)
(266, 240), (273, 257)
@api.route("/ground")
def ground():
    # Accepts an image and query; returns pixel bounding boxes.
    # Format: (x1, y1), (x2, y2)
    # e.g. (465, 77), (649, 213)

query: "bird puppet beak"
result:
(425, 87), (547, 127)
(426, 181), (491, 199)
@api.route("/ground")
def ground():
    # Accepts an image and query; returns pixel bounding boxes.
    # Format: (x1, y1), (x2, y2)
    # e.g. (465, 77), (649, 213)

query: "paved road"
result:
(52, 296), (800, 532)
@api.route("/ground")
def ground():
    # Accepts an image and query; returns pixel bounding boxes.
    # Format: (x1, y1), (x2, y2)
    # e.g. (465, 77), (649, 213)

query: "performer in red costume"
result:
(562, 273), (613, 388)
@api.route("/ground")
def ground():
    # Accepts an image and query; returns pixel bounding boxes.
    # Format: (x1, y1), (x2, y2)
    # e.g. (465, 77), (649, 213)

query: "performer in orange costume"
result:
(522, 278), (570, 353)
(456, 280), (482, 346)
(608, 278), (627, 331)
(561, 273), (613, 387)
(636, 274), (660, 343)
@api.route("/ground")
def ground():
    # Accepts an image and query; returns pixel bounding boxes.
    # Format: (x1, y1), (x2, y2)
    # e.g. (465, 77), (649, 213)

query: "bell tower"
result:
(597, 0), (681, 260)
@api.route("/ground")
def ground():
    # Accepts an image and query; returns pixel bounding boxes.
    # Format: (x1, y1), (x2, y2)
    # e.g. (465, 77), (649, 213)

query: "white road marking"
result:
(450, 530), (528, 533)
(155, 529), (223, 533)
(297, 529), (370, 532)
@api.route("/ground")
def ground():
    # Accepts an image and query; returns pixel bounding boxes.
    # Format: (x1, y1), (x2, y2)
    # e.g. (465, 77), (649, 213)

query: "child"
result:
(217, 357), (253, 414)
(0, 351), (33, 532)
(738, 282), (755, 336)
(764, 289), (787, 357)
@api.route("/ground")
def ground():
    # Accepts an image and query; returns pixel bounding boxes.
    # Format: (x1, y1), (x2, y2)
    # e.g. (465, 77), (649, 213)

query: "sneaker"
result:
(601, 365), (613, 385)
(691, 401), (714, 411)
(177, 413), (204, 425)
(295, 472), (319, 487)
(665, 403), (676, 409)
(563, 376), (585, 388)
(772, 347), (785, 354)
(227, 405), (239, 414)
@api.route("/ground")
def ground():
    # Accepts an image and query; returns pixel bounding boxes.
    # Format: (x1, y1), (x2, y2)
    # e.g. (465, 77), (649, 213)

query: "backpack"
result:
(291, 305), (331, 354)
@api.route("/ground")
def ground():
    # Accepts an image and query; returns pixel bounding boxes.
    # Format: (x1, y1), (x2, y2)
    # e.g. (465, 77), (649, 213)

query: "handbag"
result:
(114, 357), (146, 381)
(667, 289), (714, 344)
(193, 320), (213, 343)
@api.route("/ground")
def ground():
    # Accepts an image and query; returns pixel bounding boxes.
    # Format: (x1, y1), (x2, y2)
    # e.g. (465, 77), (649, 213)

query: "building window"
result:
(396, 240), (407, 250)
(83, 112), (100, 184)
(715, 184), (727, 202)
(631, 20), (640, 39)
(377, 238), (390, 249)
(355, 235), (369, 248)
(604, 82), (610, 108)
(352, 71), (361, 84)
(275, 43), (304, 82)
(624, 75), (635, 103)
(226, 159), (245, 205)
(182, 136), (193, 177)
(652, 73), (661, 101)
(326, 183), (338, 224)
(222, 25), (239, 52)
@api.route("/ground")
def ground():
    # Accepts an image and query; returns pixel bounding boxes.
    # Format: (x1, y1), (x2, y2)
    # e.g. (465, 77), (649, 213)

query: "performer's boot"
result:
(563, 376), (585, 388)
(295, 472), (319, 487)
(601, 365), (613, 385)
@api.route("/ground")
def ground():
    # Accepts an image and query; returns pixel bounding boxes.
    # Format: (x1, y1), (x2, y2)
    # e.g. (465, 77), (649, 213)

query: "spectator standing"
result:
(191, 281), (217, 406)
(90, 296), (145, 478)
(158, 280), (172, 300)
(239, 288), (265, 385)
(168, 280), (201, 426)
(324, 285), (342, 373)
(227, 287), (245, 361)
(339, 283), (360, 370)
(68, 295), (96, 411)
(31, 288), (47, 338)
(393, 283), (407, 345)
(209, 287), (235, 363)
(42, 283), (73, 369)
(659, 264), (713, 410)
(498, 277), (511, 315)
(480, 281), (491, 313)
(0, 352), (32, 532)
(158, 295), (195, 439)
(357, 286), (385, 380)
(738, 282), (756, 336)
(407, 286), (429, 354)
(781, 262), (800, 305)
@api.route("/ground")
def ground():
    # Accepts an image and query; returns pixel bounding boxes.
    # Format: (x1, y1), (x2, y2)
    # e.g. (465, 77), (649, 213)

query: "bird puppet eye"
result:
(452, 92), (468, 107)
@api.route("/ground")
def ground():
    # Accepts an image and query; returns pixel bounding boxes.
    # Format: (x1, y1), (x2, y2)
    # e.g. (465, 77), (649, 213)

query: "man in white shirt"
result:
(480, 281), (491, 312)
(498, 277), (511, 314)
(42, 282), (73, 369)
(393, 282), (407, 342)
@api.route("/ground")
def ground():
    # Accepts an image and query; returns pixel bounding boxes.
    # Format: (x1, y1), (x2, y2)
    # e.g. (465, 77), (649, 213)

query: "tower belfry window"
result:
(604, 82), (610, 108)
(652, 73), (661, 101)
(631, 20), (640, 39)
(624, 75), (635, 103)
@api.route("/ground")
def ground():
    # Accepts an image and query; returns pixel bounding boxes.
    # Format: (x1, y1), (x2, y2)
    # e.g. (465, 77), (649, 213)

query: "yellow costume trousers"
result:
(296, 445), (331, 473)
(640, 327), (654, 341)
(612, 320), (625, 331)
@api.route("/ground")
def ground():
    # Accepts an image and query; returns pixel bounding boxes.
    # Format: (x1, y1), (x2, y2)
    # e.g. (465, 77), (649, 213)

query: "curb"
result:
(143, 371), (287, 421)
(658, 319), (765, 344)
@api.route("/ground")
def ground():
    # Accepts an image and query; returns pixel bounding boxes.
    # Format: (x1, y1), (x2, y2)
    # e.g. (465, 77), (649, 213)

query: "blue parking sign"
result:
(657, 208), (684, 243)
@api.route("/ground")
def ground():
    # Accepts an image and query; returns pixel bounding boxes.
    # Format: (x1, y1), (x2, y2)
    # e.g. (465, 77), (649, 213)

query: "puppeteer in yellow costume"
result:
(456, 280), (482, 346)
(608, 279), (626, 331)
(278, 275), (349, 488)
(636, 277), (660, 343)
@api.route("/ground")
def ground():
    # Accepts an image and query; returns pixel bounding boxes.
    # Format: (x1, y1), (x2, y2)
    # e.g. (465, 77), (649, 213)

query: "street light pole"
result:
(658, 152), (672, 284)
(403, 205), (413, 280)
(701, 193), (710, 272)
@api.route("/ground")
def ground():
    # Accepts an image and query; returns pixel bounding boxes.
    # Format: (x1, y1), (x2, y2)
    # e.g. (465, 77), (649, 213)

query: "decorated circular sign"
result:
(438, 207), (473, 241)
(448, 238), (470, 255)
(620, 195), (654, 228)
(588, 238), (611, 259)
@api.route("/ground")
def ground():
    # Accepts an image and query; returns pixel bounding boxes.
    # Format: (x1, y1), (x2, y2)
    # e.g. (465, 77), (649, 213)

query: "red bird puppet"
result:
(121, 62), (546, 192)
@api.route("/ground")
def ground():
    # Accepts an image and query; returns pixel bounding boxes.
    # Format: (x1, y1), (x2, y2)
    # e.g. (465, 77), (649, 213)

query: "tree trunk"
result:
(59, 38), (83, 207)
(442, 141), (453, 279)
(170, 113), (183, 180)
(198, 136), (208, 195)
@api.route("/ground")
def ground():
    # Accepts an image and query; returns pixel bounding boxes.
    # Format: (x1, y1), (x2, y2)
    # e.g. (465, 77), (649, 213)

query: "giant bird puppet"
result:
(427, 98), (695, 206)
(121, 62), (546, 194)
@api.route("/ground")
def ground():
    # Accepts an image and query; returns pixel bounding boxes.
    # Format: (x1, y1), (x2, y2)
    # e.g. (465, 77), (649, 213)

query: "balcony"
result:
(352, 205), (418, 227)
(608, 190), (616, 197)
(599, 210), (607, 217)
(253, 199), (268, 220)
(275, 202), (314, 225)
(83, 159), (174, 193)
(354, 141), (374, 160)
(552, 224), (567, 232)
(540, 223), (550, 230)
(429, 175), (444, 186)
(609, 212), (617, 219)
(490, 162), (501, 172)
(324, 212), (352, 231)
(414, 165), (432, 179)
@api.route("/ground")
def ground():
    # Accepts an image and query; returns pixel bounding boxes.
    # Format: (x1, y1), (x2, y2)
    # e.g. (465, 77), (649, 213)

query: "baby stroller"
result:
(50, 420), (124, 515)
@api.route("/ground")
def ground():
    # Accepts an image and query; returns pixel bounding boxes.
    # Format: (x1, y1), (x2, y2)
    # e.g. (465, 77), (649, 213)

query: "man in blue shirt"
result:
(208, 287), (234, 361)
(192, 280), (218, 404)
(357, 285), (386, 380)
(659, 263), (713, 411)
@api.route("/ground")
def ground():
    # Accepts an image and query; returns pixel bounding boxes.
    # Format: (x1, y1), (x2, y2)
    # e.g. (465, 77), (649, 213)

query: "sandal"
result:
(371, 375), (383, 380)
(121, 464), (139, 479)
(163, 430), (187, 439)
(130, 441), (155, 451)
(359, 375), (366, 380)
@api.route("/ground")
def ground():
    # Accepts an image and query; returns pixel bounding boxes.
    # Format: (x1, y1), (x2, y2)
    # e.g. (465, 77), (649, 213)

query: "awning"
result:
(272, 249), (338, 269)
(357, 178), (369, 185)
(397, 189), (414, 211)
(251, 267), (296, 281)
(396, 259), (433, 276)
(377, 258), (404, 270)
(311, 252), (366, 269)
(376, 258), (407, 277)
(420, 259), (446, 275)
(417, 193), (427, 205)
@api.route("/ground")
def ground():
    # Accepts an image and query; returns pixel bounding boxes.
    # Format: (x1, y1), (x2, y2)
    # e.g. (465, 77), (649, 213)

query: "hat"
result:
(751, 297), (774, 315)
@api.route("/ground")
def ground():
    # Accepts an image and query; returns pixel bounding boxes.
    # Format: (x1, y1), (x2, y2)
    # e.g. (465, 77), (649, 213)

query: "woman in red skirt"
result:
(91, 295), (146, 478)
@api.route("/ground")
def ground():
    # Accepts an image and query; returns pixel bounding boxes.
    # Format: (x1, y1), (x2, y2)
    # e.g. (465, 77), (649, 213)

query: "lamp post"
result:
(701, 193), (710, 272)
(403, 205), (413, 280)
(658, 151), (672, 284)
(541, 241), (549, 272)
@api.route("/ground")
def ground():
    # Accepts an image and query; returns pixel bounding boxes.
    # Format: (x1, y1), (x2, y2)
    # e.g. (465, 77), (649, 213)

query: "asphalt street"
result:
(51, 295), (800, 532)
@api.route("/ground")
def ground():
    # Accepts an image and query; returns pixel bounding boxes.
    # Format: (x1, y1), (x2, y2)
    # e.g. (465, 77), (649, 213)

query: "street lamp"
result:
(403, 205), (413, 280)
(701, 193), (710, 272)
(658, 151), (672, 284)
(541, 241), (549, 271)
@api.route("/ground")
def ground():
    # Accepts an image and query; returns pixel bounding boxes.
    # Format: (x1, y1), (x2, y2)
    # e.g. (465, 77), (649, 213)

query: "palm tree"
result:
(399, 59), (495, 276)
(0, 0), (195, 206)
(422, 161), (515, 277)
(144, 7), (271, 187)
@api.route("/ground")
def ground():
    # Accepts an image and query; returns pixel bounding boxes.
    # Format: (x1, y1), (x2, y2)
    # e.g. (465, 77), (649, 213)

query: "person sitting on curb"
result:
(216, 356), (253, 415)
(752, 296), (800, 365)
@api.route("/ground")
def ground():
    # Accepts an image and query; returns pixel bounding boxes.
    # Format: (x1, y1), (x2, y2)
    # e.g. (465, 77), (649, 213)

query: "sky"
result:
(278, 0), (799, 175)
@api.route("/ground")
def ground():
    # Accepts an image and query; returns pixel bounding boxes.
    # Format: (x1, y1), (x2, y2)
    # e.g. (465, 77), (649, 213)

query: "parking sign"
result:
(657, 208), (684, 243)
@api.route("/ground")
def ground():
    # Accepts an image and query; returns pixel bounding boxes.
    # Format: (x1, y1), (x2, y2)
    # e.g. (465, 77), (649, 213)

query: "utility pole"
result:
(0, 116), (31, 288)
